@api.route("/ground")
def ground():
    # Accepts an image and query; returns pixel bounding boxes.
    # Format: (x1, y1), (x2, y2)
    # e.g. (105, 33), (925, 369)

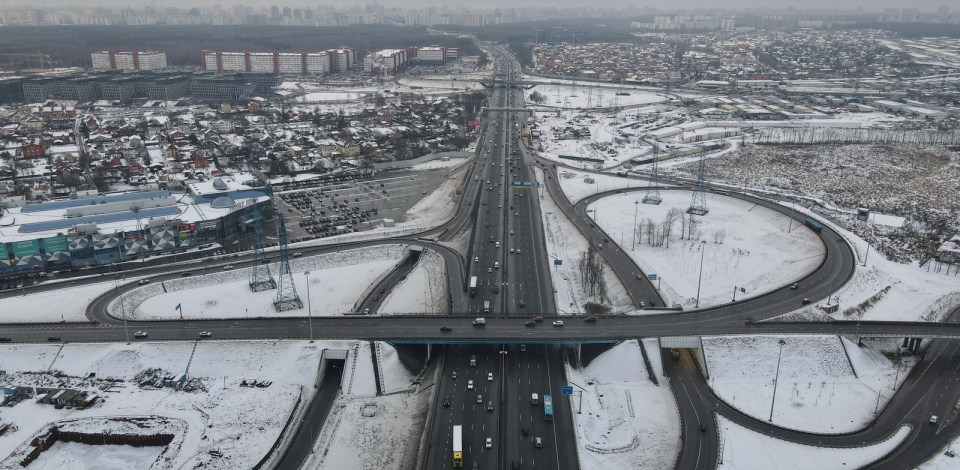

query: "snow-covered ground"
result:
(588, 191), (823, 310)
(537, 167), (633, 314)
(0, 279), (119, 323)
(377, 342), (419, 394)
(703, 335), (912, 434)
(24, 441), (164, 470)
(717, 415), (911, 470)
(567, 340), (680, 470)
(766, 202), (960, 323)
(0, 340), (338, 470)
(111, 245), (409, 319)
(297, 91), (367, 102)
(916, 434), (960, 469)
(532, 109), (656, 169)
(401, 167), (465, 228)
(528, 84), (664, 110)
(411, 156), (471, 170)
(378, 249), (448, 314)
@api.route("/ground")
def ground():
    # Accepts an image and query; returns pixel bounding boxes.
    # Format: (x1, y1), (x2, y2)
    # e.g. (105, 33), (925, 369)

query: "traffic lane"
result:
(665, 350), (717, 470)
(359, 256), (413, 314)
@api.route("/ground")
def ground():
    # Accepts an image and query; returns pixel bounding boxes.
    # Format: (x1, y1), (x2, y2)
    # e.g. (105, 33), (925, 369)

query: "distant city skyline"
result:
(0, 1), (953, 12)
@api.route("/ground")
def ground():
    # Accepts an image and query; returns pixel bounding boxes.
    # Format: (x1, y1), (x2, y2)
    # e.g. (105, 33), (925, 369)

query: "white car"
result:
(475, 257), (479, 263)
(134, 331), (147, 338)
(516, 249), (521, 254)
(552, 321), (564, 327)
(138, 279), (150, 285)
(467, 380), (474, 390)
(487, 372), (493, 381)
(223, 265), (234, 270)
(485, 437), (492, 449)
(199, 331), (212, 337)
(931, 415), (939, 424)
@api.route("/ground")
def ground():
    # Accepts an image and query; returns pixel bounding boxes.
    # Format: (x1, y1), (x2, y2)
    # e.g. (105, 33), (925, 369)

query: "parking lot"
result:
(274, 168), (451, 240)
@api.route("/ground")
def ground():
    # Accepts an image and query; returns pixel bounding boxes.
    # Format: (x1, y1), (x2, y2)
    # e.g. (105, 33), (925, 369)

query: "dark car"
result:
(181, 272), (192, 277)
(440, 326), (453, 332)
(700, 422), (708, 432)
(802, 298), (812, 305)
(47, 336), (61, 341)
(373, 294), (379, 301)
(649, 300), (656, 307)
(0, 337), (11, 342)
(525, 321), (536, 327)
(518, 299), (525, 308)
(378, 287), (385, 294)
(584, 317), (597, 323)
(521, 426), (530, 436)
(443, 396), (451, 407)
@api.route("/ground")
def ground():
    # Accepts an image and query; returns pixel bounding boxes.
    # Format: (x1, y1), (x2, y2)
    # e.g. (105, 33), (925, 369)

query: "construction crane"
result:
(0, 52), (53, 70)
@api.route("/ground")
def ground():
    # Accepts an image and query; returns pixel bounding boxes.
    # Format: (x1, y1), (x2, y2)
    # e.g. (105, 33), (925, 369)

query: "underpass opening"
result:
(660, 336), (708, 379)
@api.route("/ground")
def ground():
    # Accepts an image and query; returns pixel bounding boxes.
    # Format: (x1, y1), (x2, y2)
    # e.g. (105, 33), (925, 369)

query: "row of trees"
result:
(633, 208), (730, 247)
(754, 126), (960, 146)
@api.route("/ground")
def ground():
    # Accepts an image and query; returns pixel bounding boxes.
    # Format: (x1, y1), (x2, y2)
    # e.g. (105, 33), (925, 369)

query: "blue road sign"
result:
(562, 386), (573, 395)
(647, 274), (658, 280)
(510, 181), (541, 188)
(554, 259), (563, 266)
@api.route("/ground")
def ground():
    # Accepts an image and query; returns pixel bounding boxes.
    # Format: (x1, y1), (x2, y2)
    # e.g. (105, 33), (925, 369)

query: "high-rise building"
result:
(282, 6), (291, 18)
(91, 50), (167, 71)
(270, 5), (280, 20)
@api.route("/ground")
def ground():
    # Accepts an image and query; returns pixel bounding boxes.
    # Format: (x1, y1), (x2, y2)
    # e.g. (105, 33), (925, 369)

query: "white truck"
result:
(474, 316), (486, 325)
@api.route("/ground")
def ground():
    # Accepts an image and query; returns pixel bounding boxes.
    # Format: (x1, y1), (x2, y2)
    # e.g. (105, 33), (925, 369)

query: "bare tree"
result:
(688, 213), (699, 240)
(636, 219), (645, 245)
(663, 207), (683, 248)
(578, 245), (609, 303)
(646, 217), (656, 246)
(680, 210), (688, 239)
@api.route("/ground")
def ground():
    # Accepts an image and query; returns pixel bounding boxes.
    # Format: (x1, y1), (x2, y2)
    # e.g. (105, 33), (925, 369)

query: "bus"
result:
(804, 218), (823, 233)
(453, 425), (463, 467)
(469, 276), (478, 297)
(543, 394), (553, 421)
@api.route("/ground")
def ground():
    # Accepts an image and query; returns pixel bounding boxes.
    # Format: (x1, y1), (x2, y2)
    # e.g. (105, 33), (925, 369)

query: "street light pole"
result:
(304, 271), (314, 342)
(632, 200), (639, 251)
(788, 201), (795, 233)
(695, 241), (707, 308)
(769, 339), (786, 422)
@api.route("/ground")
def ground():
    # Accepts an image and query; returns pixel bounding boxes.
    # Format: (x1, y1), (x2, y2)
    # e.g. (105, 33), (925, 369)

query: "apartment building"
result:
(91, 50), (167, 71)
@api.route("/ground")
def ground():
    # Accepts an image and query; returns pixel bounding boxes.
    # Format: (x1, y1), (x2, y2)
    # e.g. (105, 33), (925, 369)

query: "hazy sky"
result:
(3, 0), (954, 11)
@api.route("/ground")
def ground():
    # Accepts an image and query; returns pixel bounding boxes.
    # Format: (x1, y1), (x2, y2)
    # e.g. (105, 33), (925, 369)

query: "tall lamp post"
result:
(695, 240), (707, 308)
(632, 200), (639, 251)
(304, 271), (314, 343)
(769, 339), (786, 422)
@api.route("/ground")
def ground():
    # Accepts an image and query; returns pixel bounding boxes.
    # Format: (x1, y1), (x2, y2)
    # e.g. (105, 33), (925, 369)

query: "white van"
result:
(494, 262), (500, 269)
(531, 393), (539, 405)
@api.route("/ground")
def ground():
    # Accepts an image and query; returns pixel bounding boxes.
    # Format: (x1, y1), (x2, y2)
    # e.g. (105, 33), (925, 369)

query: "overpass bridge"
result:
(478, 79), (540, 89)
(481, 107), (534, 118)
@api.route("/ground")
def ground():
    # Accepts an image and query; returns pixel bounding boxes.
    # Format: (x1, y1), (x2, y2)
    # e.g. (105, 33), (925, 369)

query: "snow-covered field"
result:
(111, 245), (409, 319)
(378, 249), (448, 314)
(532, 109), (655, 169)
(298, 91), (367, 102)
(528, 84), (664, 110)
(717, 415), (911, 470)
(557, 169), (674, 204)
(0, 280), (119, 323)
(0, 340), (338, 470)
(588, 191), (823, 310)
(25, 441), (164, 470)
(567, 340), (680, 470)
(537, 167), (633, 313)
(411, 156), (471, 170)
(768, 202), (960, 323)
(703, 335), (911, 434)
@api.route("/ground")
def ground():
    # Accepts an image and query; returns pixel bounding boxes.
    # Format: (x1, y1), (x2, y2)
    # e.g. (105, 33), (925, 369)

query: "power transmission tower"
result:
(249, 203), (276, 292)
(687, 146), (709, 215)
(273, 213), (303, 312)
(643, 142), (662, 205)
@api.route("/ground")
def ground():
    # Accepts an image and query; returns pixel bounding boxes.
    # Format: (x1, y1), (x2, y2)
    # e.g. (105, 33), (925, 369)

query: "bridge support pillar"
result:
(577, 343), (582, 364)
(902, 337), (910, 348)
(426, 343), (431, 361)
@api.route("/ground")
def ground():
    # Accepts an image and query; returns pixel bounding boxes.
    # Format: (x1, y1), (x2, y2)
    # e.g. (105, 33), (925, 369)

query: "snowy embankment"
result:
(537, 167), (633, 314)
(766, 202), (960, 323)
(566, 340), (680, 470)
(557, 169), (680, 205)
(378, 249), (449, 314)
(0, 340), (336, 470)
(0, 280), (120, 323)
(302, 340), (430, 470)
(717, 415), (911, 470)
(110, 245), (408, 320)
(703, 335), (911, 434)
(588, 191), (823, 310)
